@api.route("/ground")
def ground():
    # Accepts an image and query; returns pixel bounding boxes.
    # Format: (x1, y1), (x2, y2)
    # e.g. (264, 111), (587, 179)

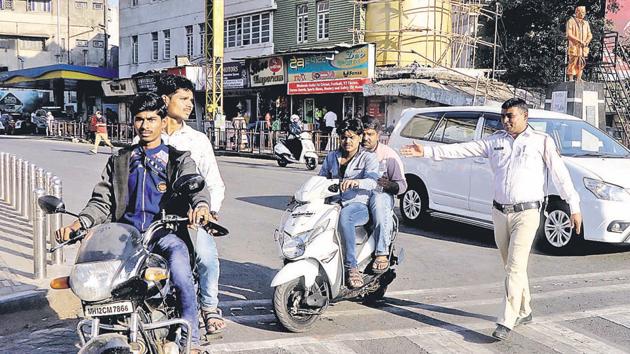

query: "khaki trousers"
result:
(93, 132), (113, 150)
(492, 208), (540, 329)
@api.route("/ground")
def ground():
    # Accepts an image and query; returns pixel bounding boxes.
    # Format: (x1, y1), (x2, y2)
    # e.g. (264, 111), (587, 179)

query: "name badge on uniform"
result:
(157, 182), (168, 193)
(493, 146), (504, 151)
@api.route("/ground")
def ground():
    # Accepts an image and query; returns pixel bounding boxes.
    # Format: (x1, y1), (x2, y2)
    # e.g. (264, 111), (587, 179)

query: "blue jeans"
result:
(194, 228), (220, 311)
(153, 233), (199, 346)
(338, 202), (370, 269)
(369, 191), (394, 256)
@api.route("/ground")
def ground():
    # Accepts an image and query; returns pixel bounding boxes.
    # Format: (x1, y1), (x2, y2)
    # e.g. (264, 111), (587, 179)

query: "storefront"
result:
(285, 44), (375, 127)
(246, 56), (288, 125)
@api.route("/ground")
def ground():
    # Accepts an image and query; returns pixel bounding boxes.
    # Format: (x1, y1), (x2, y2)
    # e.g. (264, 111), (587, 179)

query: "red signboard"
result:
(288, 78), (371, 95)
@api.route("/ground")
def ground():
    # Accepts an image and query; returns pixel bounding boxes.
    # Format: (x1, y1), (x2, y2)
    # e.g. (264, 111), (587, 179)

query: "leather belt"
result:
(493, 200), (541, 214)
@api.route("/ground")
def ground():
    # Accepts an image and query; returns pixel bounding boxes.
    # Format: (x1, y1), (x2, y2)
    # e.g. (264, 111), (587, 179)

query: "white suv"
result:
(387, 106), (630, 253)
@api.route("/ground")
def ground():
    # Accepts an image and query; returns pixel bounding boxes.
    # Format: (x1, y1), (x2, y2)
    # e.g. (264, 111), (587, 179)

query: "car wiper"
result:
(565, 152), (604, 157)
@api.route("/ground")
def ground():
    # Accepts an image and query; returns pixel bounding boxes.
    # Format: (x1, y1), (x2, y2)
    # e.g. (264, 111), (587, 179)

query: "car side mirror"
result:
(38, 195), (66, 214)
(173, 174), (205, 195)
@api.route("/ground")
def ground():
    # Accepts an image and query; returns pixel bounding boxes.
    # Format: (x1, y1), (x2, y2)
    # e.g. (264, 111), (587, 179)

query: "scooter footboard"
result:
(271, 259), (319, 288)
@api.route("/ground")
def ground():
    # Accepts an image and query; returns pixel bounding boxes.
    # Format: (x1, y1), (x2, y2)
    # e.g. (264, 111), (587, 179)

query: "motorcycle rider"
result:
(55, 92), (210, 353)
(361, 115), (407, 273)
(319, 118), (379, 288)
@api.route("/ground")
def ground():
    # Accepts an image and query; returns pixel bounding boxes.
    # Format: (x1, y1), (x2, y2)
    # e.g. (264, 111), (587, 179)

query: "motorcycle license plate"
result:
(85, 301), (133, 317)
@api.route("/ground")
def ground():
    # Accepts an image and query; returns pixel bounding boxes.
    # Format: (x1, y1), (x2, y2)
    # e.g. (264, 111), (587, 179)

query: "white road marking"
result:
(524, 322), (627, 354)
(599, 312), (630, 328)
(407, 331), (495, 354)
(204, 304), (630, 352)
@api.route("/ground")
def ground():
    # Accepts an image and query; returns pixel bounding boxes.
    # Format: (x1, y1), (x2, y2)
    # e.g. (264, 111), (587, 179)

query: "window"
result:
(224, 12), (272, 48)
(199, 24), (205, 55)
(131, 0), (138, 6)
(400, 113), (442, 140)
(186, 25), (193, 58)
(1, 0), (14, 10)
(76, 39), (88, 47)
(481, 114), (503, 138)
(74, 1), (87, 9)
(93, 2), (103, 10)
(82, 49), (88, 65)
(27, 0), (51, 12)
(431, 115), (479, 143)
(163, 30), (170, 60)
(316, 1), (329, 40)
(131, 35), (138, 64)
(151, 32), (158, 61)
(296, 4), (308, 43)
(92, 40), (104, 48)
(19, 38), (44, 51)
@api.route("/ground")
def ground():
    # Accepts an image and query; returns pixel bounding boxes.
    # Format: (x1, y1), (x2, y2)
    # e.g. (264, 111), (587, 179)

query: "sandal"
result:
(347, 268), (364, 289)
(202, 308), (226, 335)
(372, 256), (390, 274)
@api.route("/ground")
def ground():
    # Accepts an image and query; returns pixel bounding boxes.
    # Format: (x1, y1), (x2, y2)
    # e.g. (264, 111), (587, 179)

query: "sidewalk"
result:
(0, 200), (71, 314)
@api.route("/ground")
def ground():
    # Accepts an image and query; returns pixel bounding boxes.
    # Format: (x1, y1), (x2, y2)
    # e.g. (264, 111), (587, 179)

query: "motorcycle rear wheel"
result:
(277, 159), (288, 167)
(273, 278), (325, 333)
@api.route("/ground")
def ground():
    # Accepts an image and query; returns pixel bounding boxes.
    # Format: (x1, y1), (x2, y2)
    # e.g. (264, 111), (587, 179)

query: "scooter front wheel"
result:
(305, 157), (317, 170)
(273, 278), (323, 332)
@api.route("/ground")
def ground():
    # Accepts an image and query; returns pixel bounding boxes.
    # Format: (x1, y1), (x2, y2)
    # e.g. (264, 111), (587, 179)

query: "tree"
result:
(477, 0), (621, 89)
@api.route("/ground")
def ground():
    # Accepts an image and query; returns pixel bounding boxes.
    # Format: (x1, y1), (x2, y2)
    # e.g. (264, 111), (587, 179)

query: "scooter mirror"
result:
(38, 195), (66, 214)
(173, 174), (205, 195)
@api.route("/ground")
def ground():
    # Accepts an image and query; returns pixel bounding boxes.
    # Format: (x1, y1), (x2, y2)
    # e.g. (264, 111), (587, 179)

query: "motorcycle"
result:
(271, 176), (403, 332)
(273, 131), (318, 170)
(42, 174), (229, 354)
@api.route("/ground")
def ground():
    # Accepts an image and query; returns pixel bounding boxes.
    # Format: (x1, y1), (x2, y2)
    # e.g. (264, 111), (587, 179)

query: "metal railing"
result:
(0, 152), (63, 279)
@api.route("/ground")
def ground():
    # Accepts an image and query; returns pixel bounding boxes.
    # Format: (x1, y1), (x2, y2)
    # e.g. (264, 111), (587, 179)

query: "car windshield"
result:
(528, 118), (630, 158)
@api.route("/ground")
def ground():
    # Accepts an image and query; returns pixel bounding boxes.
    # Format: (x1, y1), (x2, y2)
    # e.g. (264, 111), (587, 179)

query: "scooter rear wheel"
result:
(273, 278), (324, 332)
(277, 159), (288, 167)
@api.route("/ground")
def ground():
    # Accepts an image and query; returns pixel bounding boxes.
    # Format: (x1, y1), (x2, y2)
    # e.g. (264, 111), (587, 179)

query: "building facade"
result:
(118, 0), (275, 78)
(0, 0), (117, 71)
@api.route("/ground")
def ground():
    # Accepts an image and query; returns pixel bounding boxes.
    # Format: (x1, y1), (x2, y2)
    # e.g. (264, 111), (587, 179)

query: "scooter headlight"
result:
(281, 218), (331, 259)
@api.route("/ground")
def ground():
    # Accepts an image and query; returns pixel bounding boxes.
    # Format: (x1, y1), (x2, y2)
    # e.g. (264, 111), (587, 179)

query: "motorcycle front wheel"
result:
(273, 278), (327, 333)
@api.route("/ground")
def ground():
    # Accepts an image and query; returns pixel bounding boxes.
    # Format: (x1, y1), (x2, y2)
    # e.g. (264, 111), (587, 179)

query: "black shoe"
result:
(515, 313), (533, 326)
(492, 324), (511, 341)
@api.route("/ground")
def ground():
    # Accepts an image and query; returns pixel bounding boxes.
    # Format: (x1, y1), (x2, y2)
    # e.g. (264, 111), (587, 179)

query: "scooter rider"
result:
(318, 118), (379, 288)
(55, 93), (210, 354)
(361, 115), (407, 273)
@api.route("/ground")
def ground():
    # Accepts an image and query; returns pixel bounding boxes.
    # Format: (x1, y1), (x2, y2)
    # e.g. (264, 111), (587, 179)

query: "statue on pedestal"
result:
(566, 6), (592, 82)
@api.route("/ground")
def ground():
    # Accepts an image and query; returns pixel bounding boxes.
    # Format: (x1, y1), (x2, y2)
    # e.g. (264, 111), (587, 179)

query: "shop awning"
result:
(0, 64), (118, 90)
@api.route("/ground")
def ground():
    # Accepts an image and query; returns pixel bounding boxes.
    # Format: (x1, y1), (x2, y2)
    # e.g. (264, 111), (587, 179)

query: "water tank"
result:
(365, 0), (452, 67)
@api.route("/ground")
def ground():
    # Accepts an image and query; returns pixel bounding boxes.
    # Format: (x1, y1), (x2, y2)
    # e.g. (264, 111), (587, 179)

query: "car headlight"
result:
(69, 260), (122, 302)
(584, 178), (630, 202)
(281, 218), (331, 259)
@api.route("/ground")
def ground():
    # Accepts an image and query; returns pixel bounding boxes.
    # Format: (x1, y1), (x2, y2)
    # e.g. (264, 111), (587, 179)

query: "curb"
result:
(0, 289), (47, 314)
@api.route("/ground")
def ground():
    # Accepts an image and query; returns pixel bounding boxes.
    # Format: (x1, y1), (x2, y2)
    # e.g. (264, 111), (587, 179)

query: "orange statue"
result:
(566, 6), (592, 82)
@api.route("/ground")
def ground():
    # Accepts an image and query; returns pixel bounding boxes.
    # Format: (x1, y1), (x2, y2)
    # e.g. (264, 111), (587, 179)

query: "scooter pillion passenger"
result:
(271, 118), (402, 332)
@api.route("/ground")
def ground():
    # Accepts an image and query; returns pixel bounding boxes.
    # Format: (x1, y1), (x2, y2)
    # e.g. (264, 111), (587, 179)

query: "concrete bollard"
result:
(9, 155), (16, 207)
(51, 178), (63, 265)
(21, 160), (30, 218)
(33, 188), (47, 279)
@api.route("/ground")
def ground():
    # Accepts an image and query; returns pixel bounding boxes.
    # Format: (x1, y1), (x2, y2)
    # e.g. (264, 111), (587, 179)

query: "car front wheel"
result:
(400, 182), (429, 226)
(537, 200), (582, 254)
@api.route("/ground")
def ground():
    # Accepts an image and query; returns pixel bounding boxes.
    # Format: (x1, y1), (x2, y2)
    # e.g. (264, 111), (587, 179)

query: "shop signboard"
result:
(286, 44), (374, 95)
(249, 56), (285, 87)
(0, 92), (23, 113)
(101, 79), (137, 97)
(288, 78), (371, 95)
(224, 62), (248, 89)
(135, 75), (159, 93)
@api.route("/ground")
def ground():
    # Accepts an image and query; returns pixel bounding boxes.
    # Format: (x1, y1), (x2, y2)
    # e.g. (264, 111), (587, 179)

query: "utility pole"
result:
(67, 0), (70, 64)
(103, 1), (108, 68)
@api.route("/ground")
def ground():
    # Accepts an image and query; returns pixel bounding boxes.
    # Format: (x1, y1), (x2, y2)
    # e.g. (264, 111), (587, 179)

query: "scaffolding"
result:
(204, 0), (224, 120)
(351, 0), (502, 72)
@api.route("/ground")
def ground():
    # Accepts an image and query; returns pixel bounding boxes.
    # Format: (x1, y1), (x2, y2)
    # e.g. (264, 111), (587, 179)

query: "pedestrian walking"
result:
(45, 111), (55, 136)
(400, 98), (582, 341)
(321, 107), (337, 151)
(90, 111), (114, 154)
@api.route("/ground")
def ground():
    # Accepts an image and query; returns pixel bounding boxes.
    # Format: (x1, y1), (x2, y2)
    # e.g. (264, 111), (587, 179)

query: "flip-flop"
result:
(372, 256), (389, 274)
(348, 268), (364, 289)
(202, 308), (226, 335)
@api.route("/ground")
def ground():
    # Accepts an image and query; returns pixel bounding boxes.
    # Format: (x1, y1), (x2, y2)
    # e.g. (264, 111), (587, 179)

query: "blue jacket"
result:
(319, 148), (379, 206)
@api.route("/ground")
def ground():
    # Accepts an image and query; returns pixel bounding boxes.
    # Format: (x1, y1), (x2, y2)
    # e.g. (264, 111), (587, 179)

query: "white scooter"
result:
(274, 132), (318, 170)
(271, 176), (402, 332)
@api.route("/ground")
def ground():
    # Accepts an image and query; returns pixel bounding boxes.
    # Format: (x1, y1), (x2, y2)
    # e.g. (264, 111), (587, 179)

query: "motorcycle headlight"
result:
(584, 178), (630, 202)
(69, 260), (122, 302)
